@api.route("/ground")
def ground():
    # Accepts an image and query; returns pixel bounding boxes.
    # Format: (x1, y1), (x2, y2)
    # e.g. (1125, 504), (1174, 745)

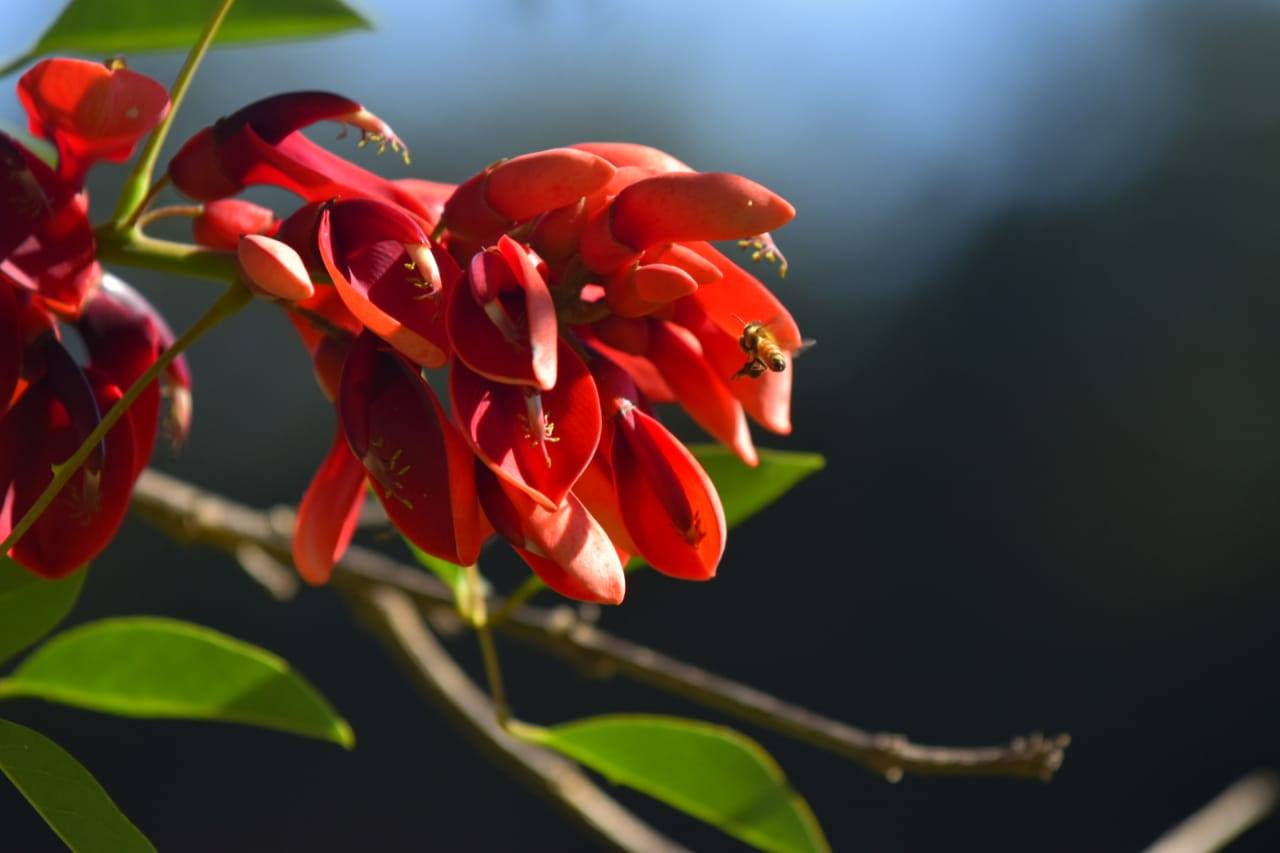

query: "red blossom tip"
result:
(571, 141), (693, 174)
(609, 171), (796, 251)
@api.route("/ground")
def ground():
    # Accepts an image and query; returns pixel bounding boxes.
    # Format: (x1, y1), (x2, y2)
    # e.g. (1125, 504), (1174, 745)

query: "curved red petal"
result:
(318, 204), (450, 368)
(292, 424), (367, 585)
(609, 172), (795, 251)
(8, 370), (137, 577)
(612, 408), (726, 580)
(450, 341), (601, 511)
(341, 332), (488, 565)
(447, 240), (557, 389)
(476, 464), (624, 604)
(647, 320), (757, 466)
(18, 58), (169, 184)
(570, 142), (693, 174)
(0, 284), (19, 411)
(686, 242), (803, 351)
(673, 299), (792, 435)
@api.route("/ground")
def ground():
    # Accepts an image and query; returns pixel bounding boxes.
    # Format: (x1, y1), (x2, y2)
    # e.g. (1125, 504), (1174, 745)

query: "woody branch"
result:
(129, 467), (1069, 783)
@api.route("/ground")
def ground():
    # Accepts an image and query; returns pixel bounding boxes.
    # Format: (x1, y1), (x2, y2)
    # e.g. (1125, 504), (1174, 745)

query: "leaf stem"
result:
(110, 0), (237, 226)
(0, 284), (252, 559)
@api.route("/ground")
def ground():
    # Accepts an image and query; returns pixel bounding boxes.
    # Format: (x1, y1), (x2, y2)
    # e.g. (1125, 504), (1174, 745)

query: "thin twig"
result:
(1144, 769), (1278, 853)
(129, 468), (1070, 782)
(350, 585), (687, 852)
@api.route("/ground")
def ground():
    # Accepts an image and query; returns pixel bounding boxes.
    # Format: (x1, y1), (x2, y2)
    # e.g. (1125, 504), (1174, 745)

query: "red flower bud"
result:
(442, 148), (615, 244)
(571, 142), (692, 174)
(192, 199), (279, 251)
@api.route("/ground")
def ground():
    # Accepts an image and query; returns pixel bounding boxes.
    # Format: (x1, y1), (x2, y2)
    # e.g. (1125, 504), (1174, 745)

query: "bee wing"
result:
(790, 338), (817, 360)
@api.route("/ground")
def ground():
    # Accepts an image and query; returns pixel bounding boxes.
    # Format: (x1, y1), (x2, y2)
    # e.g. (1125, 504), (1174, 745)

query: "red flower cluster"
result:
(167, 91), (805, 603)
(2, 61), (806, 604)
(2, 59), (187, 578)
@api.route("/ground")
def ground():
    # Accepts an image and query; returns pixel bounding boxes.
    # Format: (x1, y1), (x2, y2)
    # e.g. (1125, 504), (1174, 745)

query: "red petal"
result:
(647, 320), (757, 465)
(450, 340), (601, 511)
(292, 424), (367, 585)
(447, 238), (557, 390)
(318, 202), (450, 368)
(686, 242), (803, 351)
(0, 284), (19, 412)
(443, 148), (615, 243)
(476, 464), (624, 604)
(340, 332), (488, 565)
(570, 142), (692, 174)
(7, 369), (137, 577)
(0, 133), (98, 315)
(612, 407), (726, 580)
(18, 58), (169, 185)
(673, 298), (792, 435)
(609, 172), (795, 250)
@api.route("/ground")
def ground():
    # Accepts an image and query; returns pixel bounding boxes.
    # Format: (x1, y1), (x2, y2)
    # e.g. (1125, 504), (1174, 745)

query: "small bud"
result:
(193, 199), (279, 250)
(237, 235), (315, 302)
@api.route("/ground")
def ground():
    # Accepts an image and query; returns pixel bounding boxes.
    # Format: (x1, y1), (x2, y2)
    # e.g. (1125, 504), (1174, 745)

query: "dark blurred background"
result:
(4, 0), (1280, 849)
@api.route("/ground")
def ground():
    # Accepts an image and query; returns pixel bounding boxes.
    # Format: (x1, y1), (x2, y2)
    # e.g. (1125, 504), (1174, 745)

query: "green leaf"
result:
(0, 717), (154, 853)
(0, 557), (86, 667)
(0, 617), (353, 748)
(689, 444), (825, 530)
(519, 715), (830, 853)
(30, 0), (370, 56)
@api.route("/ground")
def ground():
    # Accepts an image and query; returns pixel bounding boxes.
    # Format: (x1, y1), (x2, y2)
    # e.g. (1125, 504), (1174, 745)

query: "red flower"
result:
(17, 58), (169, 186)
(450, 339), (601, 511)
(446, 235), (557, 389)
(1, 335), (137, 577)
(168, 91), (432, 222)
(1, 131), (99, 315)
(165, 90), (806, 603)
(339, 331), (488, 566)
(192, 199), (280, 251)
(317, 198), (454, 368)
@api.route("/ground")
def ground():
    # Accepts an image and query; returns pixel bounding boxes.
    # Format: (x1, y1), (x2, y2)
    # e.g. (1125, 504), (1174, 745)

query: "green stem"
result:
(476, 623), (510, 726)
(95, 227), (239, 283)
(489, 575), (545, 627)
(111, 0), (237, 226)
(136, 203), (204, 229)
(467, 563), (510, 725)
(0, 285), (252, 558)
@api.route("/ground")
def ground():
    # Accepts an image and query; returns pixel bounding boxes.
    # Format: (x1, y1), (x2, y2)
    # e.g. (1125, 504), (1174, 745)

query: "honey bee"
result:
(733, 319), (814, 380)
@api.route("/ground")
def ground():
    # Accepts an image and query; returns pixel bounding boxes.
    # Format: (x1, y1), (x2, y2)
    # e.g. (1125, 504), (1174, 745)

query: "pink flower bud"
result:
(237, 235), (315, 302)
